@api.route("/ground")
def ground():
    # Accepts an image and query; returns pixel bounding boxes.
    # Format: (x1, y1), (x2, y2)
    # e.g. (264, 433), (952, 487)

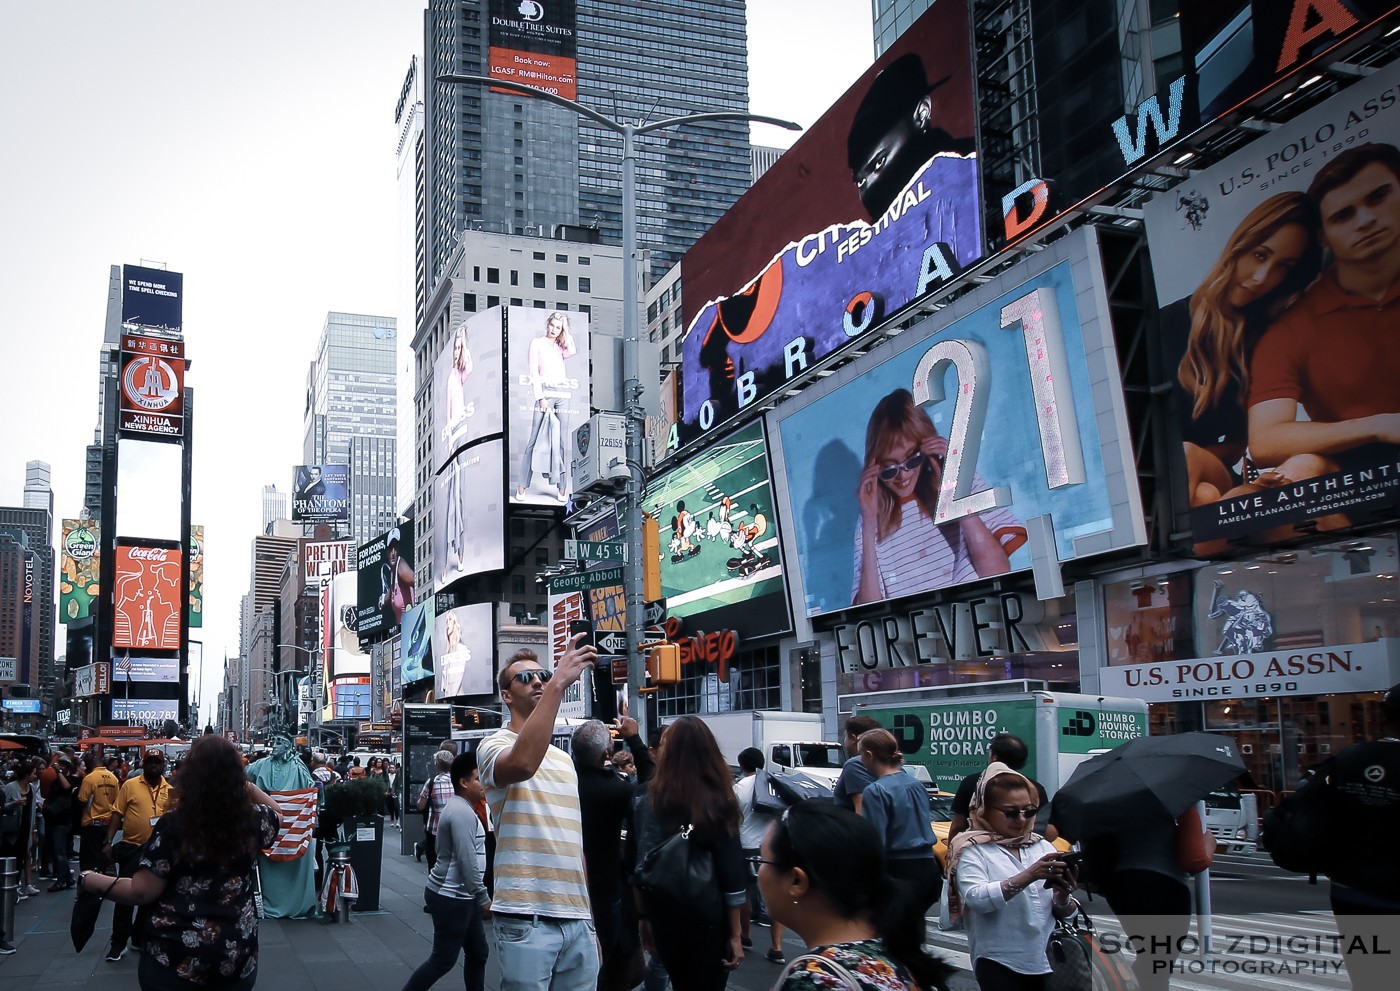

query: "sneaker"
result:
(766, 949), (786, 964)
(741, 936), (754, 950)
(22, 885), (40, 896)
(16, 892), (28, 902)
(105, 945), (127, 963)
(48, 880), (75, 892)
(0, 939), (16, 955)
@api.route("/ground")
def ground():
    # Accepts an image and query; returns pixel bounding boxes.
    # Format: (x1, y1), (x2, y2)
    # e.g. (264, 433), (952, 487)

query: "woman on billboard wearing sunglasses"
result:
(853, 389), (1023, 605)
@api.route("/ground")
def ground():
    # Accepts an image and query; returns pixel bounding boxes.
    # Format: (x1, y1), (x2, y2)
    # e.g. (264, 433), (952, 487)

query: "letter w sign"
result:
(1111, 75), (1187, 166)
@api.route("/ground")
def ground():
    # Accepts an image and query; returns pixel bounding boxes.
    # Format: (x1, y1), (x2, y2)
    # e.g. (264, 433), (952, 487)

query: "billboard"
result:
(356, 521), (417, 640)
(119, 333), (186, 441)
(433, 603), (496, 698)
(304, 540), (353, 586)
(507, 307), (591, 505)
(401, 598), (436, 687)
(678, 0), (980, 448)
(188, 525), (203, 629)
(60, 519), (100, 623)
(120, 655), (180, 684)
(645, 421), (791, 638)
(112, 543), (183, 650)
(330, 676), (371, 721)
(122, 264), (183, 331)
(3, 698), (41, 714)
(487, 0), (578, 101)
(435, 309), (505, 472)
(112, 698), (179, 725)
(772, 226), (1143, 616)
(1145, 63), (1400, 545)
(330, 572), (368, 677)
(435, 440), (506, 588)
(292, 464), (350, 525)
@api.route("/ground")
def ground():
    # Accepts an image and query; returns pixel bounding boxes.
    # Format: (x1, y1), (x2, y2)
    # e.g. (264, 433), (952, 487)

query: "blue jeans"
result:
(402, 889), (488, 991)
(49, 823), (73, 885)
(491, 914), (599, 991)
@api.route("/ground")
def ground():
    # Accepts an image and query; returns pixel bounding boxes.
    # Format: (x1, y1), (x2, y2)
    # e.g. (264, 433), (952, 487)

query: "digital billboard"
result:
(434, 309), (505, 472)
(113, 698), (180, 725)
(119, 333), (186, 441)
(678, 0), (980, 448)
(292, 464), (350, 525)
(112, 543), (183, 650)
(487, 0), (577, 101)
(330, 676), (371, 721)
(645, 420), (791, 638)
(3, 698), (42, 714)
(772, 227), (1144, 616)
(435, 439), (506, 588)
(304, 540), (353, 586)
(401, 598), (436, 687)
(60, 519), (100, 623)
(188, 525), (203, 629)
(331, 572), (369, 677)
(1144, 63), (1400, 545)
(121, 655), (180, 683)
(432, 603), (496, 698)
(122, 264), (183, 331)
(356, 521), (417, 640)
(507, 307), (591, 505)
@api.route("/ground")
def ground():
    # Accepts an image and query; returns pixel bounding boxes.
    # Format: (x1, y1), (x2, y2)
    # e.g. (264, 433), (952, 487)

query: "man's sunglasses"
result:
(878, 450), (926, 481)
(511, 669), (554, 686)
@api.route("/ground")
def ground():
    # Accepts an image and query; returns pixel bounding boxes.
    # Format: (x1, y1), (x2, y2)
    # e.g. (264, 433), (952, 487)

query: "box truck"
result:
(855, 691), (1149, 796)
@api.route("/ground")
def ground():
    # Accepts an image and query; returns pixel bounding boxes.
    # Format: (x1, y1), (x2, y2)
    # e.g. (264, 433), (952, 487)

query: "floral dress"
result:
(778, 939), (919, 991)
(137, 805), (280, 985)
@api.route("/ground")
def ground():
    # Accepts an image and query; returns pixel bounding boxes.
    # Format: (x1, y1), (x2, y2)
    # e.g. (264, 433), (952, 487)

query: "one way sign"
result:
(596, 631), (629, 656)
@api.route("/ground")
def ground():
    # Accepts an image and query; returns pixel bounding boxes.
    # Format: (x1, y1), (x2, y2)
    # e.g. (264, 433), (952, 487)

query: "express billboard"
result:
(292, 464), (351, 525)
(677, 0), (980, 448)
(112, 543), (183, 650)
(434, 309), (504, 472)
(1144, 63), (1400, 545)
(507, 307), (591, 505)
(60, 519), (100, 623)
(119, 333), (186, 441)
(645, 420), (791, 638)
(487, 0), (577, 100)
(401, 598), (436, 687)
(432, 602), (496, 698)
(772, 226), (1144, 616)
(121, 264), (183, 331)
(356, 521), (417, 640)
(435, 439), (506, 588)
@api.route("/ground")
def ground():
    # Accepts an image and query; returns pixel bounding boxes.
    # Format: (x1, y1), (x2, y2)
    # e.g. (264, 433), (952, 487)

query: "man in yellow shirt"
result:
(76, 752), (120, 871)
(103, 751), (173, 963)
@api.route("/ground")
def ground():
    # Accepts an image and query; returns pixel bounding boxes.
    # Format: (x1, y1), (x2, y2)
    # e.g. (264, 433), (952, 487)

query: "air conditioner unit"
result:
(572, 413), (629, 496)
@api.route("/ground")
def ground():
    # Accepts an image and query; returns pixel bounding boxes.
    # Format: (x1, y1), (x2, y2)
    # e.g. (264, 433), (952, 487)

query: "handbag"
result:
(774, 953), (866, 991)
(1045, 907), (1096, 991)
(633, 823), (722, 924)
(1, 800), (23, 839)
(935, 871), (961, 931)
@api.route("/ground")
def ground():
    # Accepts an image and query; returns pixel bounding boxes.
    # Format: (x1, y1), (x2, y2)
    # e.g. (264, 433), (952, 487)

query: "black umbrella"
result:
(1050, 732), (1246, 840)
(70, 884), (105, 952)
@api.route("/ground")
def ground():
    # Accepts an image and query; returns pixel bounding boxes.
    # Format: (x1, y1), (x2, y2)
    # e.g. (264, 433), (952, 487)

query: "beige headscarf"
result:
(943, 762), (1044, 919)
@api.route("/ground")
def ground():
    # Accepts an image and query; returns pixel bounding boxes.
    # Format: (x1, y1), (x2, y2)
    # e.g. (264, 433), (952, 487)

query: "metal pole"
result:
(1, 856), (17, 944)
(620, 123), (648, 741)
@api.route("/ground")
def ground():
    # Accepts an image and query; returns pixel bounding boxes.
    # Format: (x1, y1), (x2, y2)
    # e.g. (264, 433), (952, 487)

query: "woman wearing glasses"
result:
(853, 389), (1021, 605)
(855, 729), (941, 969)
(945, 764), (1077, 991)
(755, 802), (953, 991)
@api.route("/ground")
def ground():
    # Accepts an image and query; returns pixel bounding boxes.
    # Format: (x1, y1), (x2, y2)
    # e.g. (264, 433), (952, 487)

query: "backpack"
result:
(1261, 759), (1334, 881)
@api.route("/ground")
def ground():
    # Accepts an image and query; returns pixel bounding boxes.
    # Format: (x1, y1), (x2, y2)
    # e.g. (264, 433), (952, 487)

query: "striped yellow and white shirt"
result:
(477, 728), (592, 919)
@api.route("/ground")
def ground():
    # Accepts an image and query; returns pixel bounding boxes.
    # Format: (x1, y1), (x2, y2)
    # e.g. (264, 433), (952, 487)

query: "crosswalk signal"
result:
(642, 513), (661, 602)
(646, 643), (681, 685)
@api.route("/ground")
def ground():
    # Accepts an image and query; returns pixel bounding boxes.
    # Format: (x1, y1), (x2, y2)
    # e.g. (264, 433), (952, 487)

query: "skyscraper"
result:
(261, 485), (287, 533)
(23, 461), (53, 519)
(302, 312), (399, 546)
(420, 0), (752, 293)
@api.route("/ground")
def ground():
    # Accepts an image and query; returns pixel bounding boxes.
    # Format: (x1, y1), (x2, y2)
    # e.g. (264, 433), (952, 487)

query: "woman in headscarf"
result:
(945, 764), (1078, 991)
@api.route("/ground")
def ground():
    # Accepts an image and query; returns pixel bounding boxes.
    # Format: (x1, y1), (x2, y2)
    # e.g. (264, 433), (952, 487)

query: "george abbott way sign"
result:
(1098, 640), (1400, 703)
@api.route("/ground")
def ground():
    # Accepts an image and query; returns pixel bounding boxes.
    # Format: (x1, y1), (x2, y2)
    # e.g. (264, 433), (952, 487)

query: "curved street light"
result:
(436, 73), (801, 733)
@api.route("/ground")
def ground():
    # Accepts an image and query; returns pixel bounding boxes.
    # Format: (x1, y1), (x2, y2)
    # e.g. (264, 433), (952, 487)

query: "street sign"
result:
(547, 566), (626, 594)
(564, 539), (627, 563)
(611, 656), (630, 686)
(596, 631), (628, 656)
(643, 599), (667, 626)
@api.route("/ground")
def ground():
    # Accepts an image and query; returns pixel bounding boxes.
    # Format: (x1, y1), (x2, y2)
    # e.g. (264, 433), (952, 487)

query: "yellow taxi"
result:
(930, 792), (1069, 869)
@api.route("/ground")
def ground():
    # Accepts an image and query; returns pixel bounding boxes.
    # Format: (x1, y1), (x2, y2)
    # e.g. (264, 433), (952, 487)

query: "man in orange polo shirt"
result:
(102, 751), (173, 963)
(76, 752), (120, 871)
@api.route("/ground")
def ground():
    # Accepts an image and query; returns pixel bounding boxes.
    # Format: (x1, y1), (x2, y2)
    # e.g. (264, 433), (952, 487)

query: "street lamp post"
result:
(274, 644), (320, 733)
(438, 73), (800, 734)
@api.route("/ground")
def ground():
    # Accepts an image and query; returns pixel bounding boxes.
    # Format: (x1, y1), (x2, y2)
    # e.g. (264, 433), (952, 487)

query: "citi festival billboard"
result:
(646, 420), (791, 639)
(487, 0), (577, 100)
(292, 464), (350, 525)
(435, 309), (504, 472)
(1144, 62), (1400, 544)
(678, 0), (980, 448)
(112, 543), (183, 650)
(507, 307), (591, 506)
(772, 226), (1144, 616)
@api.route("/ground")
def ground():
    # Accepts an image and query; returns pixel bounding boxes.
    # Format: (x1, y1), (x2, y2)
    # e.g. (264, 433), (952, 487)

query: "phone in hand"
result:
(1059, 851), (1084, 869)
(568, 619), (594, 651)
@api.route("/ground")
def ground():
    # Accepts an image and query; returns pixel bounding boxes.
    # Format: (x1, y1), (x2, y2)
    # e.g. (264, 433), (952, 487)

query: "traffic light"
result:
(642, 513), (661, 602)
(646, 643), (680, 685)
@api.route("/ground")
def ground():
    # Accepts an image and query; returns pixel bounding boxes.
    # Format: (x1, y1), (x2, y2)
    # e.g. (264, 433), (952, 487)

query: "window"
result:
(512, 575), (526, 595)
(511, 298), (523, 307)
(578, 304), (590, 316)
(533, 251), (545, 261)
(555, 253), (568, 263)
(488, 295), (500, 308)
(487, 268), (500, 284)
(463, 294), (477, 312)
(533, 272), (546, 289)
(556, 274), (569, 291)
(473, 266), (480, 280)
(535, 549), (549, 567)
(578, 256), (590, 266)
(510, 270), (519, 285)
(579, 277), (591, 294)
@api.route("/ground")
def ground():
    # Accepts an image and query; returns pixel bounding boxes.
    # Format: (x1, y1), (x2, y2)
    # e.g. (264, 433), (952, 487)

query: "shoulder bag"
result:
(774, 952), (868, 990)
(633, 823), (722, 924)
(1046, 904), (1135, 991)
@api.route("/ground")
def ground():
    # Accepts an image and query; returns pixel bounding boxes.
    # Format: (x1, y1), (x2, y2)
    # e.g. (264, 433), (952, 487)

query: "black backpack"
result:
(1261, 759), (1334, 881)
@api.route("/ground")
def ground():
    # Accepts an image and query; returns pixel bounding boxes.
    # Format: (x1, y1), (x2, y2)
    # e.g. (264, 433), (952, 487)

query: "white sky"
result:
(0, 1), (873, 725)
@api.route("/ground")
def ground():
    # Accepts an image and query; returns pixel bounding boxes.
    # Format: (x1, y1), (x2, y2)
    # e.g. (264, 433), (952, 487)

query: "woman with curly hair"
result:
(79, 735), (280, 990)
(631, 716), (748, 991)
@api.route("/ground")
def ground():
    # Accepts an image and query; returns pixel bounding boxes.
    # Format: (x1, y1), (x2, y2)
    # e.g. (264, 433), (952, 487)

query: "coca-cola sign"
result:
(113, 543), (183, 651)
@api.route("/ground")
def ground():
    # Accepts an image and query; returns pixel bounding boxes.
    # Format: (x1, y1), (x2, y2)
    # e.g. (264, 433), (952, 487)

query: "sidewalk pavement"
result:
(1, 837), (978, 991)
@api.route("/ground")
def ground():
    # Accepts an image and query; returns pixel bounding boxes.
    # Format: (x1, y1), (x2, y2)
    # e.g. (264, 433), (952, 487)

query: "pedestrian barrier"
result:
(1, 857), (17, 946)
